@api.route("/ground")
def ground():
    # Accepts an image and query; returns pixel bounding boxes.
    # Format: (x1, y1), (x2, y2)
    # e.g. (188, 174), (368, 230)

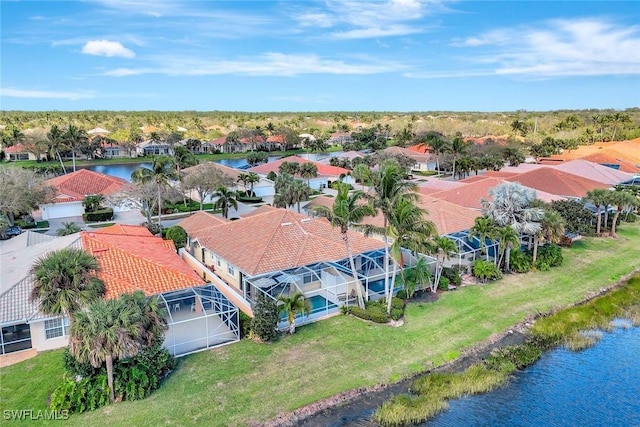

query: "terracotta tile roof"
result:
(577, 152), (640, 174)
(266, 135), (286, 143)
(417, 178), (466, 195)
(178, 211), (228, 237)
(5, 143), (30, 153)
(182, 161), (241, 181)
(81, 226), (204, 299)
(478, 171), (520, 179)
(248, 155), (350, 177)
(44, 169), (128, 203)
(306, 194), (479, 236)
(208, 137), (227, 145)
(189, 207), (385, 276)
(503, 167), (611, 198)
(383, 146), (431, 163)
(406, 144), (429, 154)
(430, 177), (562, 209)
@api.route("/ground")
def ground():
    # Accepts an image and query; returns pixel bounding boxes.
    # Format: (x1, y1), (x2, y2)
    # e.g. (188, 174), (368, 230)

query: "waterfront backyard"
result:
(2, 223), (639, 426)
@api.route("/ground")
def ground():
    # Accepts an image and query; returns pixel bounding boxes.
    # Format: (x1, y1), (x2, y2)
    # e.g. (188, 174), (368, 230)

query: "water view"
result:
(423, 323), (640, 427)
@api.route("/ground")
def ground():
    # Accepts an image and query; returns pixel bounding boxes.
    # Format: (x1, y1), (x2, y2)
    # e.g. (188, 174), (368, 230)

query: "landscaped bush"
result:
(441, 267), (462, 286)
(395, 289), (408, 300)
(508, 249), (531, 273)
(624, 212), (637, 223)
(236, 194), (263, 203)
(251, 293), (279, 342)
(51, 344), (174, 413)
(165, 226), (187, 249)
(535, 244), (563, 268)
(438, 276), (450, 291)
(347, 305), (389, 323)
(83, 208), (114, 222)
(472, 260), (502, 283)
(144, 222), (163, 236)
(239, 312), (252, 338)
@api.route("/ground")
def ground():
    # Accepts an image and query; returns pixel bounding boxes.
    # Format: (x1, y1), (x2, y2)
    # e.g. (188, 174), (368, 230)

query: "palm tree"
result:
(351, 163), (370, 191)
(383, 196), (435, 312)
(131, 156), (178, 226)
(299, 162), (318, 188)
(608, 191), (637, 237)
(431, 236), (457, 293)
(214, 186), (237, 218)
(119, 291), (168, 348)
(237, 172), (251, 192)
(56, 221), (81, 236)
(367, 160), (418, 311)
(448, 137), (469, 181)
(30, 248), (105, 321)
(63, 124), (89, 172)
(279, 161), (301, 176)
(470, 216), (497, 262)
(246, 172), (260, 196)
(312, 182), (375, 309)
(290, 180), (312, 213)
(419, 132), (449, 175)
(173, 145), (198, 174)
(277, 292), (311, 334)
(69, 297), (142, 403)
(46, 124), (68, 173)
(495, 226), (520, 272)
(532, 209), (565, 265)
(583, 188), (609, 235)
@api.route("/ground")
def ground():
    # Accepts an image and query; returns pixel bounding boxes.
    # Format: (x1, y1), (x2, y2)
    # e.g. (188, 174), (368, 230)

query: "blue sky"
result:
(1, 0), (639, 112)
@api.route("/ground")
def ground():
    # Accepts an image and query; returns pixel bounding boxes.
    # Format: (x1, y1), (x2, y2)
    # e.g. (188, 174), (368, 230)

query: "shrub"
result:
(348, 306), (389, 323)
(239, 312), (252, 338)
(251, 293), (279, 342)
(236, 195), (263, 203)
(438, 276), (450, 291)
(441, 267), (462, 286)
(144, 222), (163, 236)
(266, 171), (277, 181)
(472, 260), (502, 283)
(535, 244), (563, 268)
(624, 212), (637, 223)
(82, 208), (114, 222)
(391, 297), (405, 310)
(395, 289), (408, 300)
(509, 249), (531, 273)
(165, 226), (187, 249)
(390, 307), (404, 321)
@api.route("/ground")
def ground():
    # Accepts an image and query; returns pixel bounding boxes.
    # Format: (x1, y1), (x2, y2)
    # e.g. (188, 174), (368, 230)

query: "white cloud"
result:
(415, 18), (640, 79)
(102, 52), (407, 77)
(82, 40), (136, 58)
(0, 87), (95, 100)
(331, 25), (423, 40)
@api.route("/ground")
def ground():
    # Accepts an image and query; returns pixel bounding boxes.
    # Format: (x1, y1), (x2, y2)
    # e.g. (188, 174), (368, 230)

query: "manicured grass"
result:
(1, 223), (639, 426)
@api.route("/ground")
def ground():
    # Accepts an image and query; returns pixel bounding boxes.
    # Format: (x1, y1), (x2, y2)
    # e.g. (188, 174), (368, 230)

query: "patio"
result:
(160, 285), (240, 357)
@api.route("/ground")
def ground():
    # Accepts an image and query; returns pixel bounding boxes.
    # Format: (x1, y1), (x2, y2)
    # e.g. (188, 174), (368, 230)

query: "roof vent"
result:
(281, 222), (292, 226)
(301, 218), (312, 223)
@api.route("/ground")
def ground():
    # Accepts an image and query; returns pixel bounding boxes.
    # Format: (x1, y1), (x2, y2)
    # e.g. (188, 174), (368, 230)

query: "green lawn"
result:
(2, 223), (639, 426)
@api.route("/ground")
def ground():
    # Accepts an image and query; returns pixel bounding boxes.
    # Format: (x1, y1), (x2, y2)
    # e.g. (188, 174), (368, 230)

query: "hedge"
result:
(83, 208), (114, 222)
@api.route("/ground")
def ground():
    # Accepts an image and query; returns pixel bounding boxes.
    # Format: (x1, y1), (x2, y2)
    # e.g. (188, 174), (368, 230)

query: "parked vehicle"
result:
(0, 226), (22, 240)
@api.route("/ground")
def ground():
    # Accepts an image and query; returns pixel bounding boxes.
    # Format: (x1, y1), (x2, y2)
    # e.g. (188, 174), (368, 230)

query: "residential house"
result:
(383, 146), (433, 172)
(327, 132), (353, 146)
(179, 205), (405, 328)
(496, 168), (611, 199)
(182, 161), (276, 200)
(248, 155), (353, 190)
(136, 139), (173, 156)
(4, 143), (44, 161)
(41, 169), (129, 220)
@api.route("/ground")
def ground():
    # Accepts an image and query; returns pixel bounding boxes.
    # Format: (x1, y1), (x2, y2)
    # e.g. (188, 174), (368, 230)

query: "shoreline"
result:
(262, 268), (640, 427)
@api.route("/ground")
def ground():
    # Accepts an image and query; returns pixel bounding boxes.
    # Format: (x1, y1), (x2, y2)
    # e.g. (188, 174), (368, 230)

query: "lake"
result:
(335, 323), (640, 427)
(81, 152), (344, 181)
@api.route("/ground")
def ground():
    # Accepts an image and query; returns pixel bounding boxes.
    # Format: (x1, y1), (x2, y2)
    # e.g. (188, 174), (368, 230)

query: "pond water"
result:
(335, 323), (640, 427)
(81, 151), (345, 180)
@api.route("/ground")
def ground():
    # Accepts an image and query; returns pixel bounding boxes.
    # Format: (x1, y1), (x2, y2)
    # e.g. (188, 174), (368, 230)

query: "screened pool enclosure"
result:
(160, 284), (239, 356)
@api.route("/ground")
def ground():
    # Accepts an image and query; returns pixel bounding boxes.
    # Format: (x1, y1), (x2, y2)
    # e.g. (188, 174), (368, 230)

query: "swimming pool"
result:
(280, 295), (338, 321)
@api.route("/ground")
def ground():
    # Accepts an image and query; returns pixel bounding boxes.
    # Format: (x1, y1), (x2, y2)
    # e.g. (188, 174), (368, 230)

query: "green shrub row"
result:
(82, 208), (114, 222)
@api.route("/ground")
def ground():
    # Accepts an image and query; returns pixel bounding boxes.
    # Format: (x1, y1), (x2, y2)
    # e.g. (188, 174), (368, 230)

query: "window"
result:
(216, 256), (221, 267)
(44, 317), (69, 339)
(227, 265), (235, 276)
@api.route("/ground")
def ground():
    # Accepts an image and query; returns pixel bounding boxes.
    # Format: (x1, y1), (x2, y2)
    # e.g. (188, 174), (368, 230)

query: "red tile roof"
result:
(417, 178), (466, 195)
(183, 207), (385, 276)
(248, 155), (350, 177)
(577, 152), (640, 174)
(554, 159), (634, 184)
(5, 143), (30, 153)
(430, 177), (562, 209)
(45, 169), (128, 203)
(178, 211), (228, 236)
(383, 146), (431, 162)
(503, 167), (610, 198)
(81, 225), (204, 299)
(208, 137), (227, 145)
(266, 135), (286, 143)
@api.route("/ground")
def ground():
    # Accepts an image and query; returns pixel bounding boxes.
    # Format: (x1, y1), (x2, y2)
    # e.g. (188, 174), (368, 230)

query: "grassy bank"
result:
(1, 223), (639, 426)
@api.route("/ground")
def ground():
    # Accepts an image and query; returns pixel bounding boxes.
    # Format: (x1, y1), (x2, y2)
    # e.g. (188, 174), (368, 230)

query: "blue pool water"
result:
(280, 295), (337, 321)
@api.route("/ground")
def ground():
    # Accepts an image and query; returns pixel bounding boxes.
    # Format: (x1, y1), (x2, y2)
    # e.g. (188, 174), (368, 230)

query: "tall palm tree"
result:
(290, 180), (312, 213)
(419, 132), (449, 175)
(609, 190), (638, 237)
(214, 186), (238, 218)
(448, 137), (469, 181)
(533, 209), (565, 265)
(69, 297), (142, 403)
(384, 196), (435, 313)
(431, 236), (457, 293)
(237, 172), (251, 192)
(56, 221), (82, 236)
(46, 124), (68, 173)
(351, 163), (370, 191)
(63, 124), (89, 172)
(367, 160), (418, 311)
(246, 172), (260, 196)
(131, 156), (178, 226)
(583, 188), (609, 235)
(173, 145), (198, 174)
(495, 226), (520, 272)
(277, 292), (311, 334)
(30, 248), (105, 321)
(312, 182), (375, 309)
(119, 291), (168, 348)
(299, 162), (318, 188)
(279, 161), (301, 176)
(470, 216), (497, 262)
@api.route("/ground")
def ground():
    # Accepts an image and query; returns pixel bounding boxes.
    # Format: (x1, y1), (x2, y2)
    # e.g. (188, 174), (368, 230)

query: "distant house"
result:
(41, 169), (129, 220)
(248, 155), (353, 190)
(494, 168), (611, 199)
(383, 146), (432, 172)
(327, 132), (353, 146)
(136, 140), (173, 156)
(182, 161), (275, 199)
(4, 143), (44, 161)
(179, 206), (408, 329)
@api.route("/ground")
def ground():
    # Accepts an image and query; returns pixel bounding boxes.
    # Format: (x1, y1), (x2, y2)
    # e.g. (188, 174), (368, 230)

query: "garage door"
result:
(41, 202), (84, 220)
